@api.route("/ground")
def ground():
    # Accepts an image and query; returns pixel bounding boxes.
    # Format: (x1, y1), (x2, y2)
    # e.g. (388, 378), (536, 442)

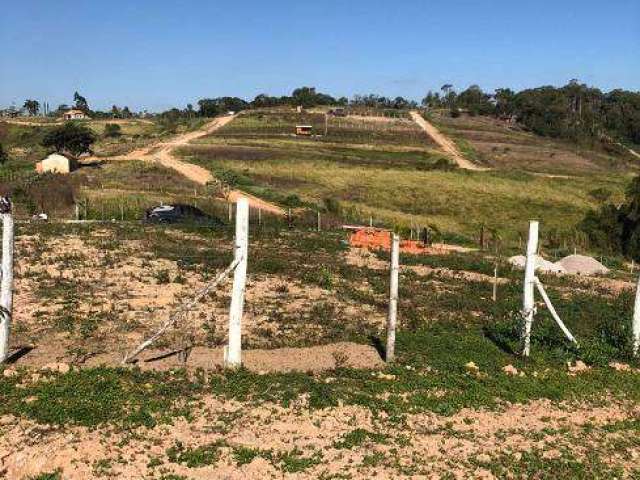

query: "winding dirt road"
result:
(409, 111), (487, 171)
(114, 115), (285, 215)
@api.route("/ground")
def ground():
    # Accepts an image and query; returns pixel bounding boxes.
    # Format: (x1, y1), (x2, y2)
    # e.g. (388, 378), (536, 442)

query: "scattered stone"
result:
(567, 360), (590, 375)
(465, 361), (479, 374)
(609, 362), (632, 372)
(502, 364), (519, 376)
(41, 362), (70, 374)
(373, 372), (396, 381)
(0, 415), (14, 426)
(2, 368), (17, 378)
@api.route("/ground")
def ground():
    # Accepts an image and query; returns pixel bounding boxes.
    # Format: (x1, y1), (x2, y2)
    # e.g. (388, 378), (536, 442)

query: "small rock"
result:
(609, 362), (631, 372)
(0, 415), (15, 426)
(476, 453), (491, 463)
(41, 362), (70, 374)
(567, 360), (590, 375)
(465, 361), (480, 374)
(2, 368), (17, 378)
(502, 364), (519, 376)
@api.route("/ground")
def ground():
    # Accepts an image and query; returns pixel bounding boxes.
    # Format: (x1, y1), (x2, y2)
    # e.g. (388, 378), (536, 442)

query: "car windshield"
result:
(151, 205), (175, 213)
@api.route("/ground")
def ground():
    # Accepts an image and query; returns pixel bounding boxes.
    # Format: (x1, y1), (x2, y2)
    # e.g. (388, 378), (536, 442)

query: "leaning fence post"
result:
(633, 273), (640, 356)
(492, 264), (498, 302)
(386, 233), (400, 362)
(225, 197), (249, 368)
(0, 198), (14, 362)
(521, 221), (539, 357)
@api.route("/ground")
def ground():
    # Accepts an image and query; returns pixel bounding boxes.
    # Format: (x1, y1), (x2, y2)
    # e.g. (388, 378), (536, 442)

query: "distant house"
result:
(62, 109), (89, 120)
(36, 153), (78, 174)
(295, 125), (313, 136)
(0, 107), (21, 118)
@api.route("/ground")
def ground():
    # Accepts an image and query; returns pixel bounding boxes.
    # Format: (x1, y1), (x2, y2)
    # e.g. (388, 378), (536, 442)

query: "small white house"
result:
(62, 109), (89, 120)
(36, 153), (78, 174)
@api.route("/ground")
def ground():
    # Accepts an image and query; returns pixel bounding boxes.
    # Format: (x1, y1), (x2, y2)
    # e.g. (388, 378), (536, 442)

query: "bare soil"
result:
(1, 396), (637, 479)
(107, 115), (285, 215)
(409, 111), (487, 170)
(10, 232), (386, 369)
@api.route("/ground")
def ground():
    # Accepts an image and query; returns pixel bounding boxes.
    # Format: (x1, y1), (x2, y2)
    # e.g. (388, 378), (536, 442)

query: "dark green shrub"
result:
(104, 123), (122, 138)
(42, 122), (96, 156)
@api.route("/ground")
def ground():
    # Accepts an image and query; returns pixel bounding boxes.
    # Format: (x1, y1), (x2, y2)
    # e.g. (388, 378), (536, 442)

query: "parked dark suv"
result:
(143, 204), (222, 225)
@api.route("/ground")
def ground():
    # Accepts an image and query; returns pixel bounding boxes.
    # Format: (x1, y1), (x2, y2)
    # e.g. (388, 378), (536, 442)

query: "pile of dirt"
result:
(556, 254), (610, 276)
(508, 255), (566, 274)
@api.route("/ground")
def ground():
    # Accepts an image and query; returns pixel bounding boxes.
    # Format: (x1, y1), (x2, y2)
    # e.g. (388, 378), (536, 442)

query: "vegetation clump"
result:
(41, 122), (96, 156)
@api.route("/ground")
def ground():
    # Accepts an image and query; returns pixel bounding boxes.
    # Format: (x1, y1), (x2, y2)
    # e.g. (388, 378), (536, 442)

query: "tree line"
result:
(422, 80), (640, 146)
(12, 81), (640, 147)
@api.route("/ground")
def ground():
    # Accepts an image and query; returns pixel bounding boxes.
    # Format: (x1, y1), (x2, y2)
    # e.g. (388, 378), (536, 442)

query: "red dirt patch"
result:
(348, 228), (469, 255)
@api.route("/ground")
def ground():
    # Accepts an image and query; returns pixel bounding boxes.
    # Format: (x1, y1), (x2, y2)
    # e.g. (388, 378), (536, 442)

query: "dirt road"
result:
(115, 115), (285, 215)
(409, 111), (487, 171)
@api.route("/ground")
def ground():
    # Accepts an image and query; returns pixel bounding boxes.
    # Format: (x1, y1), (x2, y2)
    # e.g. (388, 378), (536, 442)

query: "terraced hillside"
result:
(431, 112), (636, 175)
(178, 109), (630, 243)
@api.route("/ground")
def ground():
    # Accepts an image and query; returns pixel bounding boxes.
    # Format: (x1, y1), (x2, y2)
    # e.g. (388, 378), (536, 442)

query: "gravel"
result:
(556, 254), (609, 276)
(508, 255), (566, 274)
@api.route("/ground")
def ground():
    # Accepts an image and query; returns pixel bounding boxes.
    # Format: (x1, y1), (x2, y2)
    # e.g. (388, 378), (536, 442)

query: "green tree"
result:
(197, 99), (219, 117)
(42, 122), (96, 156)
(73, 91), (89, 112)
(23, 99), (40, 116)
(457, 85), (494, 116)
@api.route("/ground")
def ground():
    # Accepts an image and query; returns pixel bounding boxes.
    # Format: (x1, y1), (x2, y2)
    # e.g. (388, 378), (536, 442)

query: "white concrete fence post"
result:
(225, 197), (249, 368)
(521, 221), (539, 357)
(633, 273), (640, 356)
(0, 198), (15, 362)
(386, 233), (400, 362)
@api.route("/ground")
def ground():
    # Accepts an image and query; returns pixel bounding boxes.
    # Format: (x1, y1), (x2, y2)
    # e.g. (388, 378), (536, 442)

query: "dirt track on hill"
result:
(409, 111), (487, 171)
(112, 115), (285, 215)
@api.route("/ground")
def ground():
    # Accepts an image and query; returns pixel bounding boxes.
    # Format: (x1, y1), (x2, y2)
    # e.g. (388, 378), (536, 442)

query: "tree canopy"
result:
(421, 81), (640, 146)
(42, 122), (96, 157)
(23, 99), (40, 116)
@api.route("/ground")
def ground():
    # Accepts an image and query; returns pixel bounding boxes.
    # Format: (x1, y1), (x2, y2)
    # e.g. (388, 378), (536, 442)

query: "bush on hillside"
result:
(579, 175), (640, 257)
(104, 123), (122, 138)
(42, 122), (96, 157)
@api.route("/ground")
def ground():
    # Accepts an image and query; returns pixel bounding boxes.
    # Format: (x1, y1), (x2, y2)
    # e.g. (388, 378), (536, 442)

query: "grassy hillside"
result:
(431, 112), (636, 175)
(178, 109), (630, 244)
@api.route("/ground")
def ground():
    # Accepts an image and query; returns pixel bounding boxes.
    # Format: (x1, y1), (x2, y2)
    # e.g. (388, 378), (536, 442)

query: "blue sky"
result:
(1, 0), (638, 112)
